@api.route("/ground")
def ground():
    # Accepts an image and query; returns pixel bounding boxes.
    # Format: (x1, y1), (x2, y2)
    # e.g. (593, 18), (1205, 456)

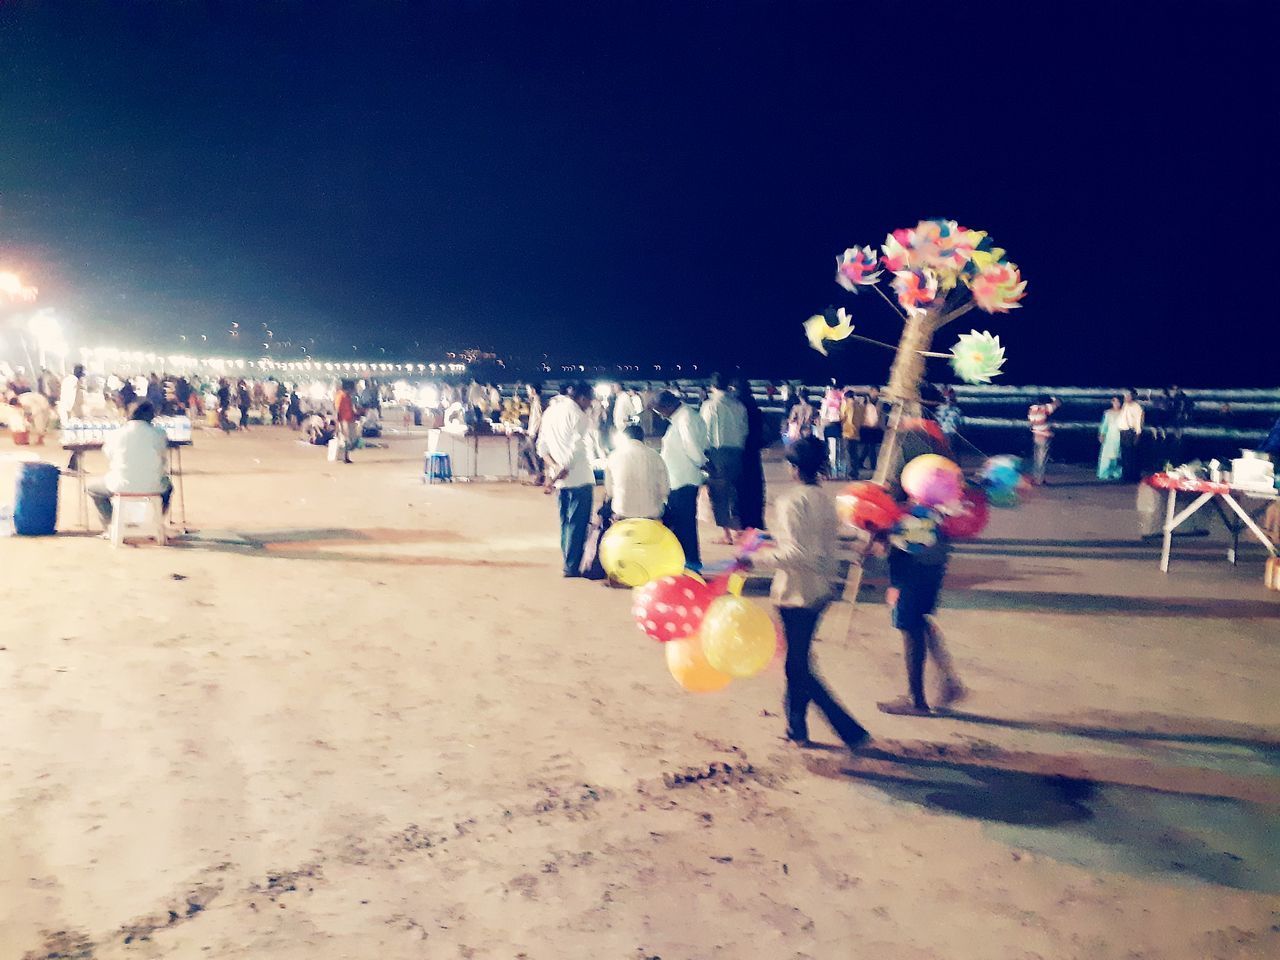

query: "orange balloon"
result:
(665, 635), (732, 693)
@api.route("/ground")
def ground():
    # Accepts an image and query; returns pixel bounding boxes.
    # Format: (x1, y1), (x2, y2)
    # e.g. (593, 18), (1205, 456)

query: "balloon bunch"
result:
(837, 454), (996, 547)
(974, 455), (1028, 508)
(599, 520), (779, 693)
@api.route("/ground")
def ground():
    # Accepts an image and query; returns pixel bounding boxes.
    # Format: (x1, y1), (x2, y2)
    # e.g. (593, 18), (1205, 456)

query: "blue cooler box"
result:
(13, 461), (60, 536)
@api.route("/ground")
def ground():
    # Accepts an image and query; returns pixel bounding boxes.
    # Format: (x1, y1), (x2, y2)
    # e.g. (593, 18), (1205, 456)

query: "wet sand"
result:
(1, 426), (1278, 959)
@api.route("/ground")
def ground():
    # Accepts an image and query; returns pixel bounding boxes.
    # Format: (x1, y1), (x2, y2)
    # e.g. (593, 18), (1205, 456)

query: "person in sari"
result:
(1098, 395), (1123, 481)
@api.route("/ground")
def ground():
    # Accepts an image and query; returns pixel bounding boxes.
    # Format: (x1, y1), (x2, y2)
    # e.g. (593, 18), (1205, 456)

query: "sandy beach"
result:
(2, 425), (1278, 959)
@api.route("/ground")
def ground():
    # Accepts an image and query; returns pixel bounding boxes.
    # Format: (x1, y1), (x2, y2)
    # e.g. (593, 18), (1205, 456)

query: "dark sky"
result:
(1, 0), (1277, 385)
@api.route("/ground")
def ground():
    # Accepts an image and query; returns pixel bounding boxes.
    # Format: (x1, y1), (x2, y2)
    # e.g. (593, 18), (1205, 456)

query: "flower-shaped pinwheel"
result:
(803, 307), (854, 356)
(891, 268), (939, 313)
(965, 257), (1026, 313)
(949, 330), (1007, 384)
(835, 246), (883, 291)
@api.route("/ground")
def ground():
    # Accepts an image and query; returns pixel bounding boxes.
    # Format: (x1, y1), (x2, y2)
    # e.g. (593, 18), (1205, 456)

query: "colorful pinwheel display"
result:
(949, 329), (1007, 384)
(891, 268), (939, 313)
(803, 307), (854, 356)
(834, 246), (883, 291)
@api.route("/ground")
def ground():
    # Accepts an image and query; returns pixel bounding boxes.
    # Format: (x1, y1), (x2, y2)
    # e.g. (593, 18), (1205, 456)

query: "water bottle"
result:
(178, 415), (191, 442)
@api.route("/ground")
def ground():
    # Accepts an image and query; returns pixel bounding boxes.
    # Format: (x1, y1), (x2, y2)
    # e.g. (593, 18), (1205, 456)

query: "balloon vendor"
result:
(758, 436), (871, 749)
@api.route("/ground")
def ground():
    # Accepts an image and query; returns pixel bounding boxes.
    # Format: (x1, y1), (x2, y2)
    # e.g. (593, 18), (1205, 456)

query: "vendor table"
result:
(1145, 473), (1278, 572)
(428, 428), (518, 481)
(61, 438), (192, 533)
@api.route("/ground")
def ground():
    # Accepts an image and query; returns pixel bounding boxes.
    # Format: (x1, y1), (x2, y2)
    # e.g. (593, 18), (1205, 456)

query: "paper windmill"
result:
(949, 330), (1007, 384)
(835, 246), (882, 291)
(965, 257), (1026, 313)
(803, 308), (854, 356)
(891, 268), (939, 313)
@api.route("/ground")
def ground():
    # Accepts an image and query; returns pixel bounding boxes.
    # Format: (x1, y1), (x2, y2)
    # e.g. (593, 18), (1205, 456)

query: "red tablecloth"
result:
(1144, 473), (1231, 495)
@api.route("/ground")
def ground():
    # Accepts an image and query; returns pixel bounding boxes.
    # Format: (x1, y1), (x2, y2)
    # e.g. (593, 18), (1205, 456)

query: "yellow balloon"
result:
(599, 518), (685, 587)
(700, 595), (777, 679)
(665, 635), (732, 693)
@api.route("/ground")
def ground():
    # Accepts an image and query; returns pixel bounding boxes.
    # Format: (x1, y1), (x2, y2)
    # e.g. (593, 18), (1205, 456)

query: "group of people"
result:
(534, 373), (766, 579)
(1026, 386), (1187, 485)
(532, 375), (964, 753)
(783, 384), (889, 480)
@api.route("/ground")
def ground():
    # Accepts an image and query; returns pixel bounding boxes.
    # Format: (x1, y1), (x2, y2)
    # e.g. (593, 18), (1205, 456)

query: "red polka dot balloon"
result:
(632, 574), (720, 642)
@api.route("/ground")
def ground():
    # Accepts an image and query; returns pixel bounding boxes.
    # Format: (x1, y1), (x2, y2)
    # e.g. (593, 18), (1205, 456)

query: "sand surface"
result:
(2, 426), (1278, 959)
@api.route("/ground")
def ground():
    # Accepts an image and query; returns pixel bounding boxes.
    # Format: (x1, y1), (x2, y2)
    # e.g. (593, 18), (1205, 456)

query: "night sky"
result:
(1, 1), (1277, 385)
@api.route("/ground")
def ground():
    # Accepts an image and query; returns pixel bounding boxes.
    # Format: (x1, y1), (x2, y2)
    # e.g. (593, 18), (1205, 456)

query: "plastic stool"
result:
(109, 492), (167, 547)
(424, 451), (453, 484)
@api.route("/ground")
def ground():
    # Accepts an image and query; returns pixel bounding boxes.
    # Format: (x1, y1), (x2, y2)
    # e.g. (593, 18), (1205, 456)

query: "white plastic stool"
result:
(109, 492), (167, 547)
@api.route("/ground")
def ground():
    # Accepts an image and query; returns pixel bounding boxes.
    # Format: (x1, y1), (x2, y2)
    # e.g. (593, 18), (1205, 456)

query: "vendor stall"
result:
(1145, 472), (1277, 572)
(428, 426), (519, 481)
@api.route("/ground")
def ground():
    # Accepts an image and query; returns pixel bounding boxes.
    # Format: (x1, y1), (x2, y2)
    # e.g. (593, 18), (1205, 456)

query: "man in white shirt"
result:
(1118, 389), (1145, 482)
(701, 372), (749, 544)
(653, 389), (707, 571)
(537, 382), (597, 577)
(611, 384), (641, 442)
(60, 363), (87, 471)
(87, 400), (171, 528)
(605, 425), (670, 521)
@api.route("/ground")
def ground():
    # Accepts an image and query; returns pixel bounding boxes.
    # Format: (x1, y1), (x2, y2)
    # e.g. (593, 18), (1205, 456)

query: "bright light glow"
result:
(593, 382), (613, 400)
(28, 309), (68, 358)
(0, 270), (38, 302)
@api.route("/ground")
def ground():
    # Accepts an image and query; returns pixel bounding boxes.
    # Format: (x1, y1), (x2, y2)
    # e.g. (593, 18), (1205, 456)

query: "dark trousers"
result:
(857, 429), (883, 477)
(779, 604), (867, 746)
(707, 447), (743, 529)
(558, 484), (594, 576)
(663, 484), (701, 571)
(1120, 429), (1141, 482)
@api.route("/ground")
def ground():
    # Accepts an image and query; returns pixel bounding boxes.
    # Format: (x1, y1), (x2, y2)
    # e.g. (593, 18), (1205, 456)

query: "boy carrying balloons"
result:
(767, 436), (871, 749)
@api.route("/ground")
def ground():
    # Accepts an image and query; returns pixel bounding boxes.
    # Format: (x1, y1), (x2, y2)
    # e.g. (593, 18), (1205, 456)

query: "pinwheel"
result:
(966, 258), (1026, 313)
(949, 330), (1007, 384)
(835, 246), (883, 291)
(803, 307), (854, 356)
(891, 268), (939, 313)
(880, 229), (915, 272)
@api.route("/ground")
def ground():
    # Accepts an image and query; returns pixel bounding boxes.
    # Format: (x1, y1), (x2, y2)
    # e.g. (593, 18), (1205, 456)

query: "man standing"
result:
(1026, 395), (1061, 485)
(1118, 389), (1145, 482)
(334, 379), (358, 463)
(857, 386), (885, 478)
(520, 383), (545, 484)
(653, 388), (707, 571)
(701, 372), (749, 545)
(59, 363), (86, 472)
(605, 425), (669, 521)
(538, 382), (596, 577)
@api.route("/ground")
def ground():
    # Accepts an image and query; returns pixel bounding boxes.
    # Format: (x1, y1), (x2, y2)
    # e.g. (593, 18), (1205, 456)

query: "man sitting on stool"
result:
(87, 400), (172, 528)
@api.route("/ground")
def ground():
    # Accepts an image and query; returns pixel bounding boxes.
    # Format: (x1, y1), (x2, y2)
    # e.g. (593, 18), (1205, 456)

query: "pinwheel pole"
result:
(873, 299), (976, 484)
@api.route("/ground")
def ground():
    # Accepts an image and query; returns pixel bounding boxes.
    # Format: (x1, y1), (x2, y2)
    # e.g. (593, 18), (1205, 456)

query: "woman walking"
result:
(734, 376), (766, 530)
(770, 437), (870, 749)
(1098, 395), (1123, 481)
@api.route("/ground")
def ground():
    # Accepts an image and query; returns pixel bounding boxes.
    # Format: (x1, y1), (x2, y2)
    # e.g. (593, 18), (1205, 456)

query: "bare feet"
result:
(877, 697), (933, 717)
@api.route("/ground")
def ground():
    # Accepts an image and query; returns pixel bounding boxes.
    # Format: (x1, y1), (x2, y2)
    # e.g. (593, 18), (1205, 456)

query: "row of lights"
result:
(79, 346), (465, 375)
(544, 363), (699, 374)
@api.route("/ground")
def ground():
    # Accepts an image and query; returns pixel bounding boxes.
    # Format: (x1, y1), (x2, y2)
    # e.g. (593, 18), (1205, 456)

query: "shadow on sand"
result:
(806, 740), (1280, 892)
